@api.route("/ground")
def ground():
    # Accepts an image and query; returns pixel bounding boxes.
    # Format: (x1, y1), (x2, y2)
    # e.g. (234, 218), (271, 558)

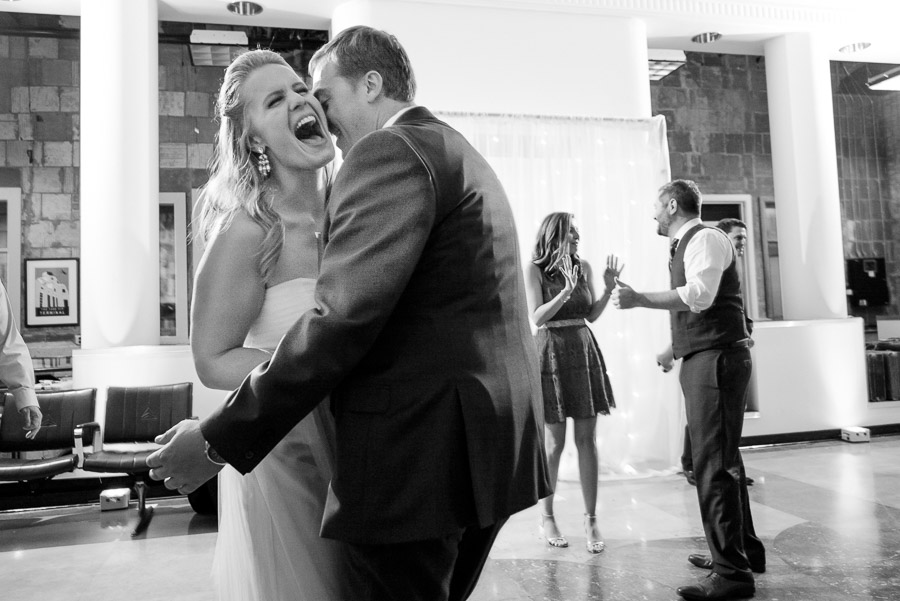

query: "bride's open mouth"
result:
(294, 115), (325, 143)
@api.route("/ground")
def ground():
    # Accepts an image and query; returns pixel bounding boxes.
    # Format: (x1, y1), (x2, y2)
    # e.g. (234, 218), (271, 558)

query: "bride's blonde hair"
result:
(195, 49), (290, 282)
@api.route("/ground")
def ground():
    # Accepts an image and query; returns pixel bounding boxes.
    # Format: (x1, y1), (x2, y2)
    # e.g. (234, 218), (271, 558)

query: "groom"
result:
(148, 25), (551, 601)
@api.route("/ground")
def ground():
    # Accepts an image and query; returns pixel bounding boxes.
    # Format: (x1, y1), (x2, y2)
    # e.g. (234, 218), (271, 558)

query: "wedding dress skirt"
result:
(212, 278), (351, 601)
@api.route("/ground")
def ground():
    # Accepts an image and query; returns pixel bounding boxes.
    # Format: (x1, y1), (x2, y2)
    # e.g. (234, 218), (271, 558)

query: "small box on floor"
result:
(100, 488), (131, 511)
(841, 426), (870, 443)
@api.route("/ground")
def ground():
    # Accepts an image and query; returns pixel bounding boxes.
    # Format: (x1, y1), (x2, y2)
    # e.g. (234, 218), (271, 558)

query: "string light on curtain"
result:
(438, 112), (681, 480)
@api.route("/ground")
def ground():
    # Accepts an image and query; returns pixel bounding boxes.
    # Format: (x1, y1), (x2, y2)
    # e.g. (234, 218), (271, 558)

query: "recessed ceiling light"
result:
(691, 32), (722, 44)
(227, 2), (263, 16)
(839, 42), (871, 54)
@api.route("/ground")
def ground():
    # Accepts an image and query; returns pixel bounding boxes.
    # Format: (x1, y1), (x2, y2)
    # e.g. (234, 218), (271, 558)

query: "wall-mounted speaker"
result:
(846, 258), (889, 307)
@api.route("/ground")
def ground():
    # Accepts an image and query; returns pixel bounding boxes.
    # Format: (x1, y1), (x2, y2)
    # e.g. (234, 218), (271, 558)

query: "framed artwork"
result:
(25, 258), (79, 327)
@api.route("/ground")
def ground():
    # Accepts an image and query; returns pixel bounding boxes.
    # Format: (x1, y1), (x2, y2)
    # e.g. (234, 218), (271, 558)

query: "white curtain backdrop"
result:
(439, 113), (683, 480)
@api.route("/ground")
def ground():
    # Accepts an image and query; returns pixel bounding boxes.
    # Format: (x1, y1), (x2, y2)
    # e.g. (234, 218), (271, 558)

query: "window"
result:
(159, 193), (189, 343)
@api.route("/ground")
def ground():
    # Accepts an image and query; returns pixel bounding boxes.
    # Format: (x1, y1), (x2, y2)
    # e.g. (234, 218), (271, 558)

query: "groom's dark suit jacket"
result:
(202, 106), (551, 544)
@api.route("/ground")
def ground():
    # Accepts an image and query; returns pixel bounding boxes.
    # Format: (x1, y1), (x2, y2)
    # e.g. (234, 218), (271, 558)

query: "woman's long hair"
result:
(532, 212), (577, 275)
(195, 49), (289, 282)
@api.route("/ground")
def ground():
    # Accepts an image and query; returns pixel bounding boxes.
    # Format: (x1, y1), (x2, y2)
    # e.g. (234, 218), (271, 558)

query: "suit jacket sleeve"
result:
(201, 129), (436, 473)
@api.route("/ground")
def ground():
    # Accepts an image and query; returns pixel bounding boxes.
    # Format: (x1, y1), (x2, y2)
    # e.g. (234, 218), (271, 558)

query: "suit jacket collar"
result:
(390, 105), (438, 126)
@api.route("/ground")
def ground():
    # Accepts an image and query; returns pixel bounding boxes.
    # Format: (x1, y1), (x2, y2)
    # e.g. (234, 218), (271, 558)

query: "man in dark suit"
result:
(148, 25), (550, 601)
(612, 180), (763, 601)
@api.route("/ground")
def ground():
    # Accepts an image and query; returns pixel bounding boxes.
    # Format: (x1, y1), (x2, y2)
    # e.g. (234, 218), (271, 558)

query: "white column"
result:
(80, 0), (160, 349)
(332, 0), (651, 118)
(764, 33), (847, 320)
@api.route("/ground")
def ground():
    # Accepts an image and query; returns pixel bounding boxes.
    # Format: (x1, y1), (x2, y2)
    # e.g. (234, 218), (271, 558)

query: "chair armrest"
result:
(74, 421), (102, 468)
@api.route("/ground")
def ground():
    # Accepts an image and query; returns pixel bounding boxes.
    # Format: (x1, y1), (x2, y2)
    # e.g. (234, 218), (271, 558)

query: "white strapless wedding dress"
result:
(212, 278), (351, 601)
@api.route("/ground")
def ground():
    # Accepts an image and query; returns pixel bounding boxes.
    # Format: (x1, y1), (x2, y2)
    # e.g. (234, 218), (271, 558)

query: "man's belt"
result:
(714, 338), (753, 350)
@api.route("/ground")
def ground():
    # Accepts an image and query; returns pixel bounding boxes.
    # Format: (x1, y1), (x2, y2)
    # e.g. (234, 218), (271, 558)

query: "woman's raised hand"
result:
(603, 255), (624, 292)
(560, 254), (581, 293)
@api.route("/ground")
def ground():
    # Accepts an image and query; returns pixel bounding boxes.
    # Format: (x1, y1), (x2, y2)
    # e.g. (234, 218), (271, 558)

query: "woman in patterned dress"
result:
(525, 212), (622, 554)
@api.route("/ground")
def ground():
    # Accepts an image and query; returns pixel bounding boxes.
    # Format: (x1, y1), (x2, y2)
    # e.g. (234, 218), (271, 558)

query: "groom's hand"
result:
(146, 419), (223, 494)
(611, 279), (641, 310)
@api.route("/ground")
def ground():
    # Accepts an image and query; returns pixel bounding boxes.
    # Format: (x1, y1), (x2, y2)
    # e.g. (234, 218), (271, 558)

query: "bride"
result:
(190, 49), (354, 600)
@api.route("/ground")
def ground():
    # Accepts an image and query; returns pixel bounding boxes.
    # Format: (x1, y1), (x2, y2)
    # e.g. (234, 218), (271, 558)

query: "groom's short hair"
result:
(309, 25), (416, 103)
(659, 179), (702, 216)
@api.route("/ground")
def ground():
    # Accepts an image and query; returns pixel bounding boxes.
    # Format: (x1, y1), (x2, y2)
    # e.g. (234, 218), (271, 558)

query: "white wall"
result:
(333, 0), (651, 118)
(744, 319), (899, 437)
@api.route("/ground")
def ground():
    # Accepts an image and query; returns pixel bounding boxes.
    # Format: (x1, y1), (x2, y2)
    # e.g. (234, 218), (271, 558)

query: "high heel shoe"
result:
(584, 514), (605, 554)
(540, 513), (568, 548)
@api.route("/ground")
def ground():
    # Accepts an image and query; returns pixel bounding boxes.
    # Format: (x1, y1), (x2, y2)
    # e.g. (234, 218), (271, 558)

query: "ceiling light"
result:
(189, 30), (249, 67)
(839, 42), (871, 54)
(227, 2), (263, 16)
(691, 32), (722, 44)
(648, 49), (686, 81)
(867, 66), (900, 91)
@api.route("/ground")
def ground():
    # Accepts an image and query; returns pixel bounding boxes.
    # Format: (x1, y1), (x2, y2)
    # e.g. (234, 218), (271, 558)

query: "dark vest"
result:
(670, 224), (749, 359)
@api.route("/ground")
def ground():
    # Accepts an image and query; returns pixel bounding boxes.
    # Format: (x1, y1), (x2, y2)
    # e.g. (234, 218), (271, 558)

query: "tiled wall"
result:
(875, 92), (900, 318)
(0, 37), (226, 344)
(157, 43), (219, 196)
(650, 52), (775, 317)
(0, 35), (80, 345)
(833, 62), (900, 320)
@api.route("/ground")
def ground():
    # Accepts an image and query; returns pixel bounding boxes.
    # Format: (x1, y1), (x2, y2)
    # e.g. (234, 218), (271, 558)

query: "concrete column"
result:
(764, 33), (847, 320)
(331, 0), (651, 118)
(80, 0), (160, 349)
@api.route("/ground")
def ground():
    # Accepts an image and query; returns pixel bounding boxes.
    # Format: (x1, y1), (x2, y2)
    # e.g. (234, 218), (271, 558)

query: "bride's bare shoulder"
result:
(198, 211), (265, 279)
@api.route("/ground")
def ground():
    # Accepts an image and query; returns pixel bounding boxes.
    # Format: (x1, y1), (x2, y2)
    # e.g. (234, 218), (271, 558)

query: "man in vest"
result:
(681, 217), (756, 487)
(612, 180), (764, 601)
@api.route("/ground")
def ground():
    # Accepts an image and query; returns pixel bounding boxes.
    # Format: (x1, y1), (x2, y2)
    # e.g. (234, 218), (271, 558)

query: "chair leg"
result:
(131, 479), (154, 537)
(135, 480), (147, 513)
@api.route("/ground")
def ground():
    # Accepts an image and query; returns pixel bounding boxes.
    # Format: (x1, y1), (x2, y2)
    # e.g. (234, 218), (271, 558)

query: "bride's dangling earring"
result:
(255, 147), (271, 178)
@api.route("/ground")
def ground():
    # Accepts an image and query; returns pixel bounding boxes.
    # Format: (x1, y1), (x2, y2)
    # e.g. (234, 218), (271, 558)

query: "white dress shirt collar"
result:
(672, 217), (703, 247)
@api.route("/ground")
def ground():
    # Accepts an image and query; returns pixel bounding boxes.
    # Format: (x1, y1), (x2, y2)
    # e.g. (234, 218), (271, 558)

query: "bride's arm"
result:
(191, 213), (271, 391)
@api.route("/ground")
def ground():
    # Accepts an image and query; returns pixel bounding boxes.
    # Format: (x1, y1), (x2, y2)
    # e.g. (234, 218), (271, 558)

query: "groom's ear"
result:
(363, 70), (383, 102)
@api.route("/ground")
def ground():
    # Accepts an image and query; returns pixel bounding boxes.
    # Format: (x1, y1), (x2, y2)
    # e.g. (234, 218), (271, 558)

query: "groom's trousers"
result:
(681, 347), (764, 581)
(346, 518), (507, 601)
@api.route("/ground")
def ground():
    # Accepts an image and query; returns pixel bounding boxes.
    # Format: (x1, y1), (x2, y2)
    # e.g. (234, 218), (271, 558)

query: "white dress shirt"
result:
(672, 218), (736, 313)
(0, 281), (38, 410)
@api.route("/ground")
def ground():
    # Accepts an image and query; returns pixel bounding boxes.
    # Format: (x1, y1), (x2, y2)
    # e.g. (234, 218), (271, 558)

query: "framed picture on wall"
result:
(24, 258), (79, 327)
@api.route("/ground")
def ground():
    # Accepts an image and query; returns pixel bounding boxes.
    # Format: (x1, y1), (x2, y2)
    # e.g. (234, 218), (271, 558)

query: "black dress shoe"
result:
(677, 573), (755, 600)
(688, 554), (766, 574)
(688, 554), (714, 569)
(685, 470), (696, 486)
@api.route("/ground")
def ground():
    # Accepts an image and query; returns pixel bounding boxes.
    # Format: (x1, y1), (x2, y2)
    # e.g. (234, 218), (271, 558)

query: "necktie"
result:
(669, 238), (679, 271)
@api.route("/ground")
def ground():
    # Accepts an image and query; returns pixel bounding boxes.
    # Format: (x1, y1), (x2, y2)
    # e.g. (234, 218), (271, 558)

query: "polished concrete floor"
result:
(2, 436), (900, 601)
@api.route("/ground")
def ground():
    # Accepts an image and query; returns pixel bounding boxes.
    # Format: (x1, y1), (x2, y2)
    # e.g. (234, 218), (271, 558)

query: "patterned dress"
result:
(535, 265), (616, 423)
